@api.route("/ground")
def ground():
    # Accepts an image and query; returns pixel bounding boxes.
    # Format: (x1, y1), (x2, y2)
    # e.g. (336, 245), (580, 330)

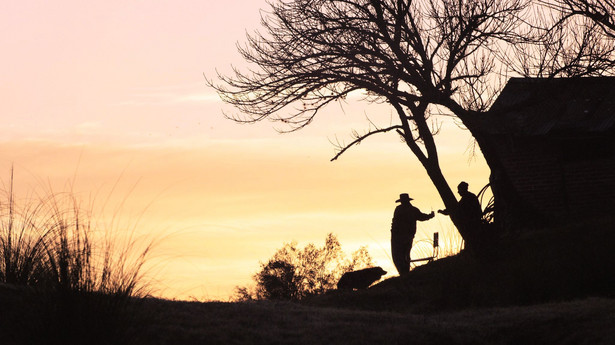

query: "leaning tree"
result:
(209, 0), (615, 247)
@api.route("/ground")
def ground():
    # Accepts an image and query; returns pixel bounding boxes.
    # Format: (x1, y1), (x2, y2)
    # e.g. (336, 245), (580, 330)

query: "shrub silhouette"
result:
(236, 233), (374, 301)
(256, 260), (300, 300)
(0, 169), (153, 343)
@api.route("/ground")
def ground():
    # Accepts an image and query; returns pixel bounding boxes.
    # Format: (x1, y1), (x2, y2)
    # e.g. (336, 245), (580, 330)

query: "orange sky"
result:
(2, 1), (489, 300)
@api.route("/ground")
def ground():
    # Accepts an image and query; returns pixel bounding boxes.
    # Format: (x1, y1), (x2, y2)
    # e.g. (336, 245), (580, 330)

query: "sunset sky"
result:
(2, 0), (489, 300)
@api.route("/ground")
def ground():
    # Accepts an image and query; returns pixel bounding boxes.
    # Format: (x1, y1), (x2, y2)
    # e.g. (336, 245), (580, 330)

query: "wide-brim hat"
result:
(396, 193), (413, 202)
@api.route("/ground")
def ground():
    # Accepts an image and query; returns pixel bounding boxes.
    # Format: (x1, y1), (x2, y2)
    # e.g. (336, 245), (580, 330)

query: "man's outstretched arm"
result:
(417, 209), (435, 221)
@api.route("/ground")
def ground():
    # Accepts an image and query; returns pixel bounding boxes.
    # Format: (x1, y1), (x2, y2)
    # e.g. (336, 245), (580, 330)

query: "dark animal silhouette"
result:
(337, 267), (387, 290)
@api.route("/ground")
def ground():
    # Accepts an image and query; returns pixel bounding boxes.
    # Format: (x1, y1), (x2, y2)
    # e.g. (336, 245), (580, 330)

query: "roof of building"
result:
(480, 77), (615, 136)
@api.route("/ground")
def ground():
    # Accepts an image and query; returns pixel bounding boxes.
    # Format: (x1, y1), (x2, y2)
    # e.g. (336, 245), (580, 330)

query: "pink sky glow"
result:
(1, 0), (489, 300)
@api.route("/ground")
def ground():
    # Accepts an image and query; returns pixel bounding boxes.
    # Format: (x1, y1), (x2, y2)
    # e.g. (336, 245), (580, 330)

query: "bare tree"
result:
(502, 1), (615, 78)
(210, 0), (533, 247)
(539, 0), (615, 38)
(210, 0), (615, 250)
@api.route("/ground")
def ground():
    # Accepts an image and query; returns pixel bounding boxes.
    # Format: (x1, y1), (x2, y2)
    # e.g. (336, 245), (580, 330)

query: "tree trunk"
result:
(401, 102), (482, 247)
(421, 157), (479, 244)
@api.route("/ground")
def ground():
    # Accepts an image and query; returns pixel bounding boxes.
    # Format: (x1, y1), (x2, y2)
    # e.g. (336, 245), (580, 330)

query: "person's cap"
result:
(395, 193), (413, 203)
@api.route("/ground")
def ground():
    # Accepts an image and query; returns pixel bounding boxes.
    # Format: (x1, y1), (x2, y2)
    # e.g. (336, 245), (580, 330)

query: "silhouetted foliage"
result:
(0, 169), (152, 343)
(255, 260), (300, 300)
(235, 233), (374, 301)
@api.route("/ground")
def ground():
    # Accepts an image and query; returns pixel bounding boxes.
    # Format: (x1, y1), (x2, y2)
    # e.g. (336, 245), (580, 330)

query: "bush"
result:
(0, 169), (154, 343)
(236, 233), (374, 301)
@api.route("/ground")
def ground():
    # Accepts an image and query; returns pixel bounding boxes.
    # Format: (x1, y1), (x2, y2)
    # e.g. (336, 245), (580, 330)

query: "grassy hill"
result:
(2, 218), (614, 344)
(307, 217), (615, 312)
(135, 217), (615, 344)
(135, 296), (615, 344)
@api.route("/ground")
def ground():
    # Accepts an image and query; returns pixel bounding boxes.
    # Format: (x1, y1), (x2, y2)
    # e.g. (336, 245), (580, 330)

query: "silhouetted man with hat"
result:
(390, 193), (434, 275)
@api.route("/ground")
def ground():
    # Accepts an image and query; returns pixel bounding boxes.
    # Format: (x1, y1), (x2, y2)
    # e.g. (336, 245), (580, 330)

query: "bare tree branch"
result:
(538, 0), (615, 38)
(330, 124), (403, 161)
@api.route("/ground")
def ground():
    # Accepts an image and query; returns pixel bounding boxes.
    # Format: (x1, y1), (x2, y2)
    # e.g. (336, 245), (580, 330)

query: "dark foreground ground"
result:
(2, 219), (614, 344)
(135, 219), (615, 345)
(137, 296), (615, 345)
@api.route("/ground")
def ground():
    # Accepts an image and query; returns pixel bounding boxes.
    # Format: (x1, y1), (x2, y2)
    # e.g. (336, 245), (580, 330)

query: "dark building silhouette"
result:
(476, 77), (615, 226)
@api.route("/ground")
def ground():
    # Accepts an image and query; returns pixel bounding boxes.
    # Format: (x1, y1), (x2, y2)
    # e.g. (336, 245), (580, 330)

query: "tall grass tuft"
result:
(410, 221), (464, 271)
(0, 169), (155, 344)
(0, 168), (50, 286)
